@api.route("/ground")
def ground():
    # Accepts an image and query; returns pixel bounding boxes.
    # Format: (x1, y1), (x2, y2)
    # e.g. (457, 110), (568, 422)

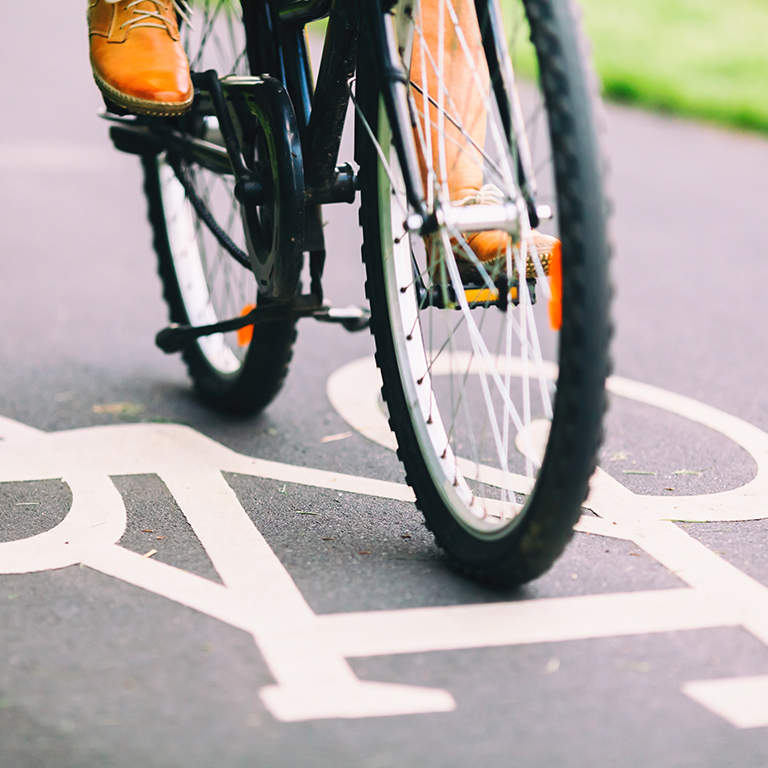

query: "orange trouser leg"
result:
(410, 0), (488, 201)
(410, 0), (559, 274)
(410, 0), (507, 263)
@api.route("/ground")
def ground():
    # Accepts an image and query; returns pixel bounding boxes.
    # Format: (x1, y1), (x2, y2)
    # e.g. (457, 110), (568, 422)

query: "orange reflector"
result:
(237, 303), (256, 346)
(548, 242), (562, 331)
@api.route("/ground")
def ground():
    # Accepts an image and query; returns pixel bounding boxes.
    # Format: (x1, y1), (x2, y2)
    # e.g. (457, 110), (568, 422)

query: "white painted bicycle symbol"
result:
(2, 355), (768, 726)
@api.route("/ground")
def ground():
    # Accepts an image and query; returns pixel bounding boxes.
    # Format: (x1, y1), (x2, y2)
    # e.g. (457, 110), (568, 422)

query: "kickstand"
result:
(310, 250), (326, 304)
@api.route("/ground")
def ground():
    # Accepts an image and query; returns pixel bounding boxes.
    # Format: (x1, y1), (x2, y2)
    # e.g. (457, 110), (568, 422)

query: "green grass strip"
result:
(190, 0), (768, 133)
(578, 0), (768, 133)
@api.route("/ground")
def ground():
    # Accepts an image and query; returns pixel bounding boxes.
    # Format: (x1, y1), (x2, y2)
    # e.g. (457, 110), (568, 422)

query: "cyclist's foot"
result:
(458, 232), (560, 286)
(88, 0), (193, 117)
(450, 184), (558, 283)
(411, 0), (560, 281)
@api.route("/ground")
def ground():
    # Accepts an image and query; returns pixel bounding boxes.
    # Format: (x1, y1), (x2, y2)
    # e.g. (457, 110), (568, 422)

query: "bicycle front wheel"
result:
(143, 2), (297, 415)
(357, 0), (612, 585)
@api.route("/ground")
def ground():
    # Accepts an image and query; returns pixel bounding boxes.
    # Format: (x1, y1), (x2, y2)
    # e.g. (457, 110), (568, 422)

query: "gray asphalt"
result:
(3, 3), (768, 767)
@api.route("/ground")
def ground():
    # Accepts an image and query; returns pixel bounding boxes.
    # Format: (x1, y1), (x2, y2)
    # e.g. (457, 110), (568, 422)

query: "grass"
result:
(192, 0), (768, 134)
(577, 0), (768, 133)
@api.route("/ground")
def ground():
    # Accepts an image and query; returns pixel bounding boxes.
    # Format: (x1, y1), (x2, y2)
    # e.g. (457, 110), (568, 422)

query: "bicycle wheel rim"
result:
(157, 157), (255, 376)
(162, 1), (255, 378)
(367, 0), (609, 542)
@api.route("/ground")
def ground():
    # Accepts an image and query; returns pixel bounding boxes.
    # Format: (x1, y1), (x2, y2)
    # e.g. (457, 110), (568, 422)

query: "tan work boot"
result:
(410, 0), (558, 281)
(88, 0), (193, 116)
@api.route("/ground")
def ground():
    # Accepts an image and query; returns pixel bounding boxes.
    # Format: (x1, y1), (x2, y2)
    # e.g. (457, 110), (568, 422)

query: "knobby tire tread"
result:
(357, 0), (613, 586)
(142, 155), (297, 416)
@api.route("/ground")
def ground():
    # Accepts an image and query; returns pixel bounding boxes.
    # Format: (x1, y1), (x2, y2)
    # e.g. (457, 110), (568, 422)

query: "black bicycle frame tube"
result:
(242, 0), (358, 199)
(362, 0), (428, 221)
(281, 26), (315, 130)
(474, 0), (539, 227)
(278, 0), (332, 25)
(246, 0), (427, 219)
(242, 0), (286, 83)
(304, 0), (358, 193)
(243, 0), (545, 230)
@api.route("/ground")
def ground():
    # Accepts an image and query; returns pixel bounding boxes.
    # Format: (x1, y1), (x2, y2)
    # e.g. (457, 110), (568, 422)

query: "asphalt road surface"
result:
(3, 5), (768, 767)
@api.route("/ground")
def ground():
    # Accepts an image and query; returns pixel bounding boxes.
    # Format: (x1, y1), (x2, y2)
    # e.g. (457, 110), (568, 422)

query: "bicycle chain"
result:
(168, 154), (253, 271)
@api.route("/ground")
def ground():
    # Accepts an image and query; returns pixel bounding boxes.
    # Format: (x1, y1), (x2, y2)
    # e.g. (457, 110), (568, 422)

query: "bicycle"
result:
(104, 0), (613, 587)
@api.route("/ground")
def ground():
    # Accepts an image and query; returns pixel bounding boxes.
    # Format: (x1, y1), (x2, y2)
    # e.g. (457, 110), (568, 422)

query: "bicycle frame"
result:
(242, 0), (430, 216)
(256, 0), (537, 223)
(105, 0), (538, 336)
(99, 0), (612, 585)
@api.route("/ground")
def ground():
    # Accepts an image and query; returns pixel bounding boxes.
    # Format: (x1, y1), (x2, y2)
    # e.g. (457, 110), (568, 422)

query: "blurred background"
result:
(582, 0), (768, 134)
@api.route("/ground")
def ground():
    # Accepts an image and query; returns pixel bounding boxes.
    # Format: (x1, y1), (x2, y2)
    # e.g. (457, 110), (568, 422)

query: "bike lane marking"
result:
(0, 419), (450, 722)
(328, 356), (768, 728)
(0, 357), (767, 725)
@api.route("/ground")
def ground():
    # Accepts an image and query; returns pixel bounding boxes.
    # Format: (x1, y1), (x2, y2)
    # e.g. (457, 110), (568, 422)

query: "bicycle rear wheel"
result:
(357, 0), (612, 585)
(143, 1), (297, 415)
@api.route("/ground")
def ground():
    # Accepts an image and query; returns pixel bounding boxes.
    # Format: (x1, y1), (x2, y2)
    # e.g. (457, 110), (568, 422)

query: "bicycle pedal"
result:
(107, 122), (163, 157)
(422, 280), (535, 310)
(313, 306), (371, 332)
(464, 285), (517, 305)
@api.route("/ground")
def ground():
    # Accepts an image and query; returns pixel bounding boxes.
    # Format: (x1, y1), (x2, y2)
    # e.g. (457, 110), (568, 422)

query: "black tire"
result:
(142, 2), (297, 415)
(356, 0), (612, 586)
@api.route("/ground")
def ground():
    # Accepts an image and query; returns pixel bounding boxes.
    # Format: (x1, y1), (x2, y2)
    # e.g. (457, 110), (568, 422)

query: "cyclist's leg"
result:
(411, 0), (487, 201)
(411, 0), (558, 272)
(88, 0), (193, 116)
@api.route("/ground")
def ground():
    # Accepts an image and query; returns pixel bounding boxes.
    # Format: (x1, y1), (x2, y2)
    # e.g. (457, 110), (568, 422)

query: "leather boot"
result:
(411, 0), (558, 279)
(88, 0), (193, 116)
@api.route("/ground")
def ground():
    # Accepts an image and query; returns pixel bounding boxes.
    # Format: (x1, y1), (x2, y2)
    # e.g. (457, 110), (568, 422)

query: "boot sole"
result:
(457, 248), (553, 284)
(93, 70), (193, 118)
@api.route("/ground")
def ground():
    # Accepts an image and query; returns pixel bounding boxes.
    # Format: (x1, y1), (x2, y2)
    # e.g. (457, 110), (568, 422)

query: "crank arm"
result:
(155, 306), (282, 354)
(103, 72), (276, 205)
(104, 114), (234, 177)
(105, 105), (356, 208)
(156, 301), (370, 353)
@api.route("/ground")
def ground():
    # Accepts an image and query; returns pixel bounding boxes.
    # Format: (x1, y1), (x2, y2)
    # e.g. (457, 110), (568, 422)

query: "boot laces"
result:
(454, 184), (505, 207)
(112, 0), (193, 33)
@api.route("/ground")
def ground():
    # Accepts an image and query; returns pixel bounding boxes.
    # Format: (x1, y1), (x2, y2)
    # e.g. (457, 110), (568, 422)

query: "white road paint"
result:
(683, 676), (768, 729)
(327, 355), (768, 523)
(0, 420), (442, 721)
(317, 588), (741, 657)
(1, 356), (768, 724)
(327, 355), (768, 728)
(0, 414), (44, 440)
